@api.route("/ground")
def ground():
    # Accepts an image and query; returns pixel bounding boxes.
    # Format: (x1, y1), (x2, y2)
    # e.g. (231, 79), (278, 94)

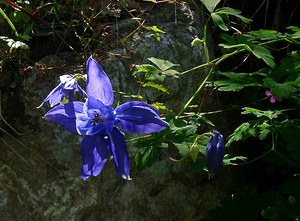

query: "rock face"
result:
(0, 2), (234, 221)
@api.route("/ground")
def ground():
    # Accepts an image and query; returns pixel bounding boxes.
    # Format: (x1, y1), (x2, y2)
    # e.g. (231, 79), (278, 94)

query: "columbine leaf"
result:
(248, 29), (283, 40)
(169, 118), (197, 142)
(215, 7), (252, 23)
(219, 33), (237, 45)
(143, 81), (169, 94)
(213, 71), (261, 91)
(251, 45), (276, 68)
(174, 139), (192, 157)
(200, 0), (221, 13)
(133, 64), (165, 81)
(148, 57), (179, 72)
(226, 122), (258, 147)
(133, 64), (158, 75)
(223, 154), (247, 165)
(134, 146), (158, 170)
(211, 13), (229, 31)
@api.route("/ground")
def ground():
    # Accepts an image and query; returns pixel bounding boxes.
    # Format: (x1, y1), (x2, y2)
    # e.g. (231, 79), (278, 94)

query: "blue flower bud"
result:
(206, 130), (224, 177)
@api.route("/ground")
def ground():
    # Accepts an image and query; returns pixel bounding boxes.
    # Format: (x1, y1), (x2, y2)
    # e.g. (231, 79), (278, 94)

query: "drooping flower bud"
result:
(206, 130), (224, 177)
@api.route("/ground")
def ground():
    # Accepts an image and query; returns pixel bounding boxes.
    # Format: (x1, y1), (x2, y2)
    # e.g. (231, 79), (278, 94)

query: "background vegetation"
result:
(1, 0), (300, 220)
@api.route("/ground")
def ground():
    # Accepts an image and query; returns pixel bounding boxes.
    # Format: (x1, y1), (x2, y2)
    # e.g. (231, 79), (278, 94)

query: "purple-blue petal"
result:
(76, 97), (114, 135)
(205, 131), (224, 175)
(86, 56), (114, 106)
(44, 102), (84, 133)
(108, 127), (131, 180)
(80, 135), (109, 180)
(37, 83), (64, 108)
(115, 101), (169, 134)
(83, 96), (107, 113)
(76, 114), (106, 135)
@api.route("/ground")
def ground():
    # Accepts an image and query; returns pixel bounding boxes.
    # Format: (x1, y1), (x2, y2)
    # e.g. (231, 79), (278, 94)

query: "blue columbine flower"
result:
(43, 56), (169, 180)
(206, 130), (224, 177)
(37, 74), (87, 108)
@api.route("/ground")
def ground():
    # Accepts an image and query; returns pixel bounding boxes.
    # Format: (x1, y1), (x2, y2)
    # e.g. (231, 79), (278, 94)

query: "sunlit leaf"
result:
(241, 107), (282, 120)
(148, 57), (179, 71)
(143, 81), (169, 94)
(191, 37), (203, 47)
(151, 102), (172, 112)
(145, 25), (165, 41)
(223, 154), (247, 165)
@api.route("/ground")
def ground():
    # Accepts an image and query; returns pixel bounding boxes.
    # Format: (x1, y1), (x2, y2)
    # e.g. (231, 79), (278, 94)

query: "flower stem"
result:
(177, 67), (214, 117)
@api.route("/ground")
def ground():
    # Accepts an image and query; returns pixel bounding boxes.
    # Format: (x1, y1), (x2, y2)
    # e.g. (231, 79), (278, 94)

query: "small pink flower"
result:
(265, 90), (282, 103)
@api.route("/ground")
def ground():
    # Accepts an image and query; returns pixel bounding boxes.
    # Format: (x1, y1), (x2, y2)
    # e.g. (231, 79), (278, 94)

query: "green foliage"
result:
(200, 0), (221, 13)
(212, 50), (300, 105)
(212, 71), (261, 91)
(144, 25), (165, 41)
(264, 78), (297, 99)
(226, 107), (289, 146)
(212, 7), (252, 31)
(131, 117), (211, 172)
(130, 129), (167, 170)
(133, 57), (180, 94)
(219, 34), (276, 67)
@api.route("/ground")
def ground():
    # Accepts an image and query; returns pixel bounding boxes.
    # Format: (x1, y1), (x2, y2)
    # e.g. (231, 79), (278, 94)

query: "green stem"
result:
(177, 67), (214, 117)
(274, 150), (300, 167)
(203, 17), (211, 63)
(0, 8), (19, 37)
(235, 131), (300, 167)
(180, 62), (213, 75)
(180, 48), (243, 75)
(233, 149), (272, 166)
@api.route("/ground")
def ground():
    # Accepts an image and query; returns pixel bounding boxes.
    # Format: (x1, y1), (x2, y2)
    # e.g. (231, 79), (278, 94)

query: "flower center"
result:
(91, 111), (106, 126)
